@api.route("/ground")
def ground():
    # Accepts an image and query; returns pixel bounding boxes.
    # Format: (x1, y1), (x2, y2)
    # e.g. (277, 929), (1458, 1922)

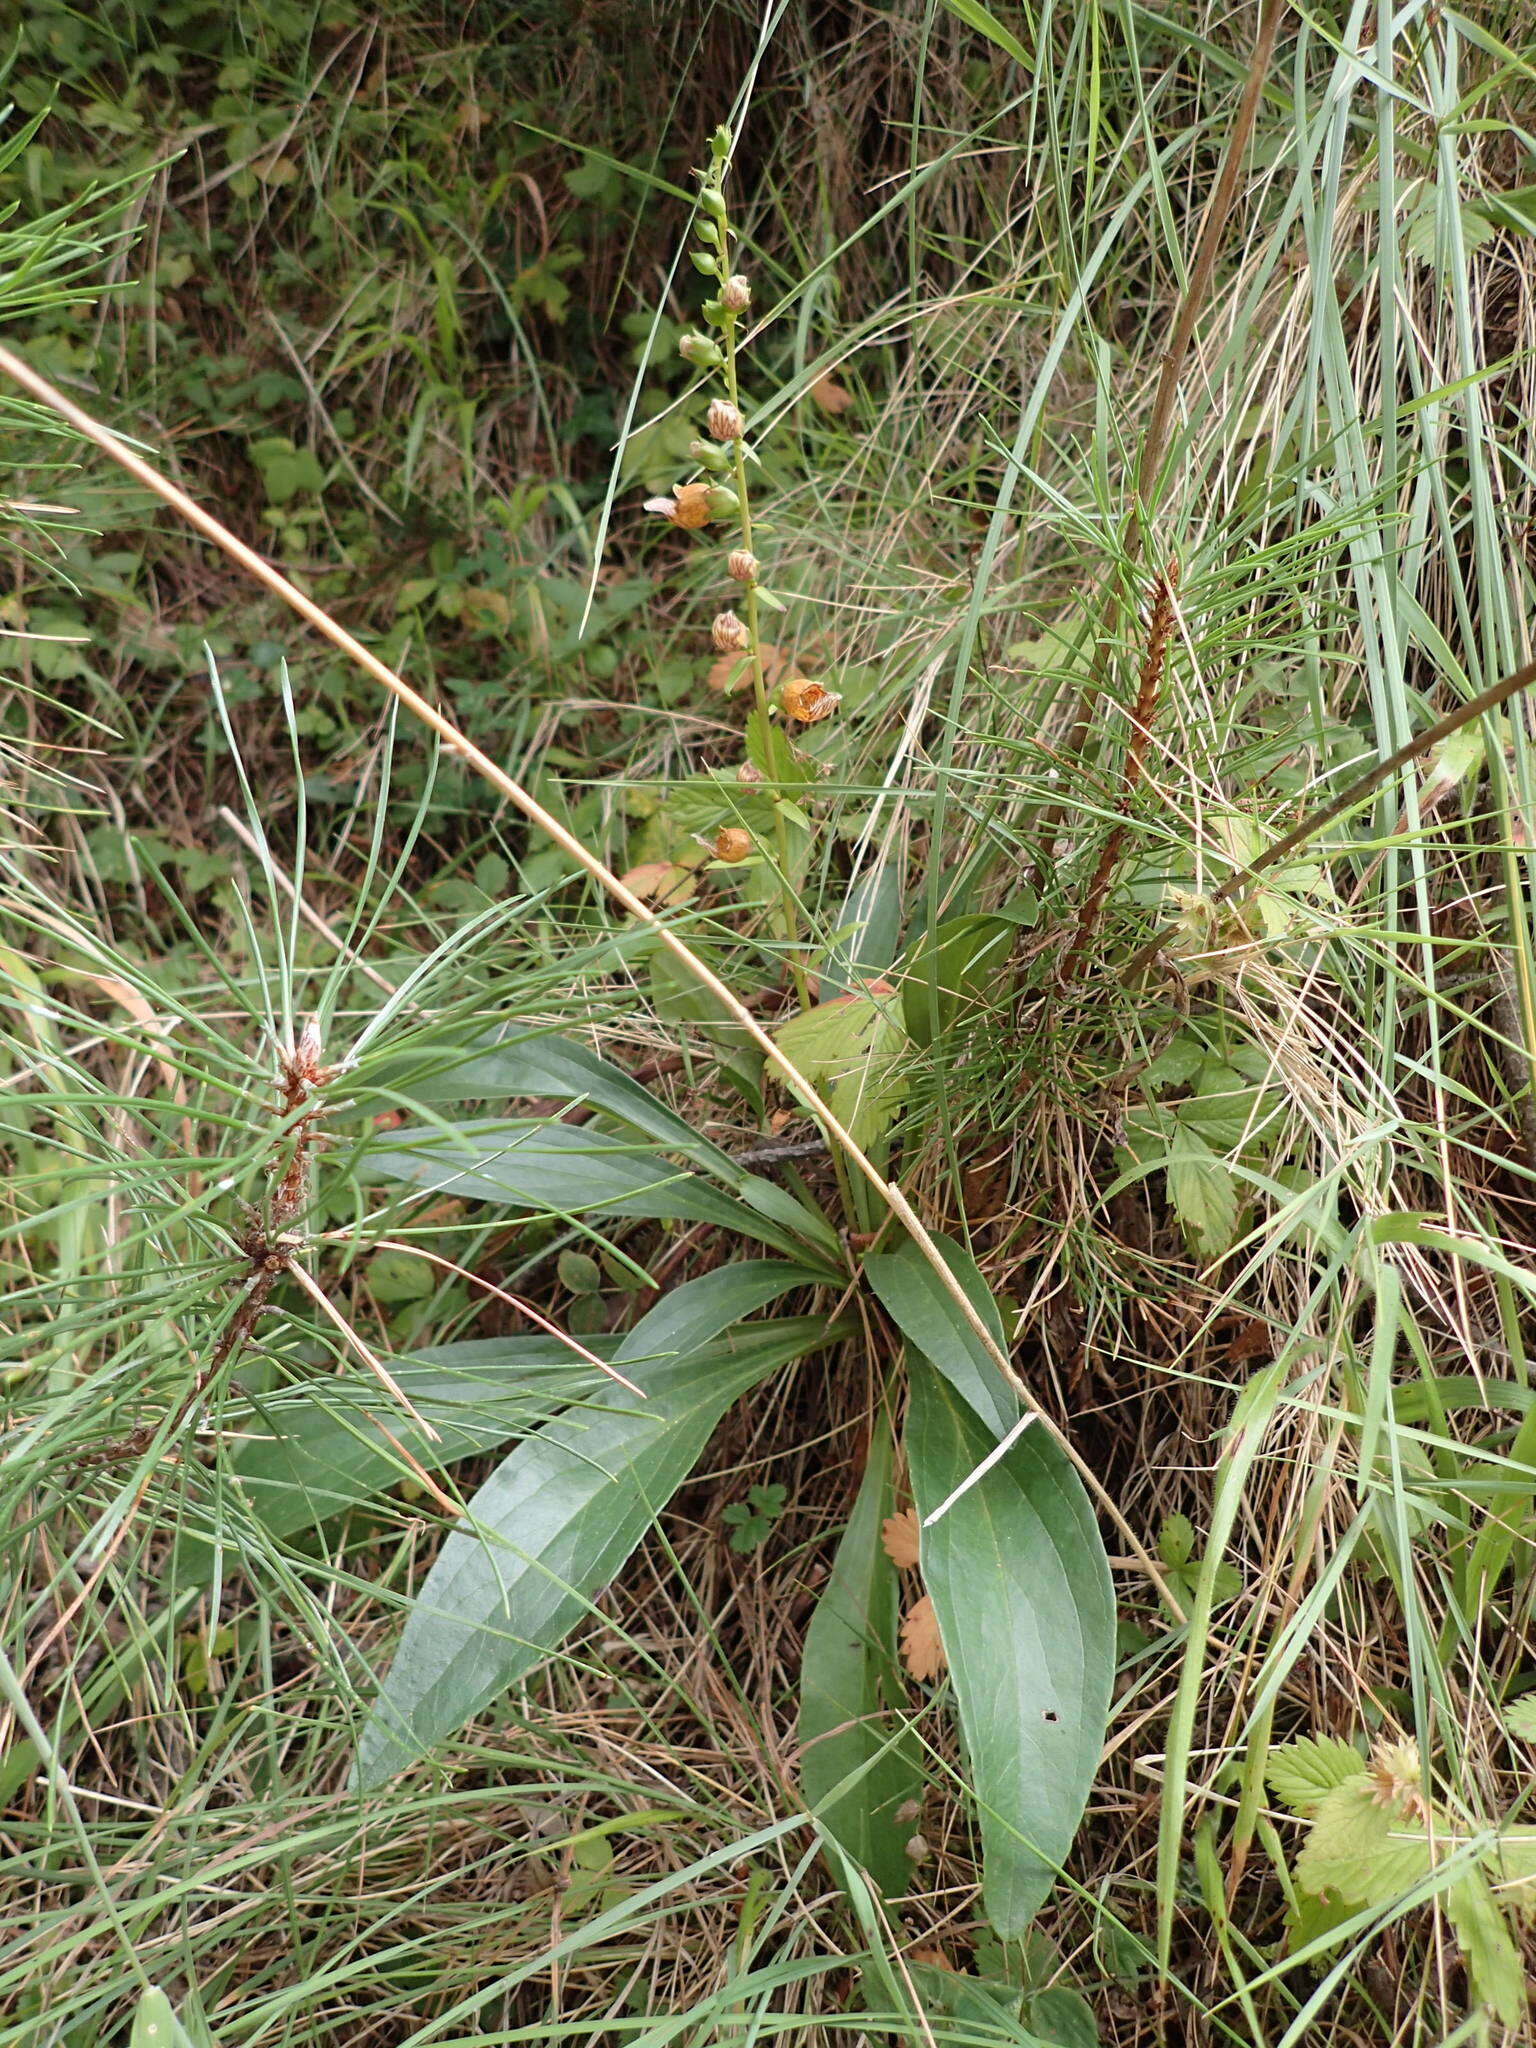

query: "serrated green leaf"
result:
(1445, 1864), (1527, 2027)
(1027, 1985), (1099, 2048)
(1266, 1735), (1366, 1814)
(799, 1421), (923, 1897)
(1164, 1130), (1239, 1258)
(1294, 1779), (1430, 1903)
(907, 1360), (1113, 1936)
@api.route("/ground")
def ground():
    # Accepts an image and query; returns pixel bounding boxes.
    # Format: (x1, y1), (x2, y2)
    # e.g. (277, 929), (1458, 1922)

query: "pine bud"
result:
(707, 398), (744, 441)
(780, 676), (841, 725)
(678, 332), (723, 369)
(711, 610), (749, 653)
(727, 549), (758, 583)
(713, 827), (753, 863)
(721, 274), (751, 313)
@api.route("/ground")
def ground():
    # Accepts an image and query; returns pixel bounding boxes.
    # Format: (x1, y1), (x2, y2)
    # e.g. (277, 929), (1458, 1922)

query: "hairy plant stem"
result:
(719, 263), (810, 1011)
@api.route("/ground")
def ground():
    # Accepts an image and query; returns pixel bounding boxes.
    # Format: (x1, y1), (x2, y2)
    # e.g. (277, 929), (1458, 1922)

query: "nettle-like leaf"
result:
(1265, 1735), (1365, 1814)
(1156, 1512), (1242, 1606)
(1285, 1771), (1526, 2027)
(1164, 1129), (1239, 1259)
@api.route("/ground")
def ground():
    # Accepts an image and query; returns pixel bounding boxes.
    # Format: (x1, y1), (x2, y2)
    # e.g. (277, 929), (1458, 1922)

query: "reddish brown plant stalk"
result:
(1061, 559), (1180, 981)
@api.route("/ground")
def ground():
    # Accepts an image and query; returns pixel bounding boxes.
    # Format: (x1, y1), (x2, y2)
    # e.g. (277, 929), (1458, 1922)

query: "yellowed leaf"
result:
(881, 1508), (921, 1571)
(809, 373), (854, 415)
(617, 862), (696, 907)
(707, 643), (784, 695)
(900, 1593), (947, 1681)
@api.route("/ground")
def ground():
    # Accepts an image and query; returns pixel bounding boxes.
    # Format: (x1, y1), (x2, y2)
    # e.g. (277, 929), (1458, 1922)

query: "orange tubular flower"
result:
(643, 480), (715, 529)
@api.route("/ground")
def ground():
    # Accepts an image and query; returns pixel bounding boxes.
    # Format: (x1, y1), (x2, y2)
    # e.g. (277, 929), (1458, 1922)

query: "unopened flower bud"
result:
(713, 827), (753, 864)
(727, 549), (758, 584)
(699, 186), (727, 221)
(705, 484), (739, 518)
(707, 399), (744, 441)
(721, 275), (751, 313)
(736, 761), (763, 784)
(679, 332), (723, 369)
(780, 676), (841, 725)
(688, 438), (732, 472)
(711, 610), (749, 653)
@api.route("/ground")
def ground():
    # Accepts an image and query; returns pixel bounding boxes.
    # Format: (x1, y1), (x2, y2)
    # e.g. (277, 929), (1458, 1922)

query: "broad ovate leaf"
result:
(907, 1359), (1113, 1935)
(774, 985), (908, 1152)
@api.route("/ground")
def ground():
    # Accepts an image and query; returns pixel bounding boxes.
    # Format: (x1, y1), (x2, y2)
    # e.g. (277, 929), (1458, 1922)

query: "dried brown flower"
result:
(711, 610), (749, 653)
(712, 827), (753, 864)
(900, 1593), (946, 1681)
(727, 548), (758, 583)
(644, 480), (715, 530)
(721, 274), (751, 313)
(780, 676), (841, 725)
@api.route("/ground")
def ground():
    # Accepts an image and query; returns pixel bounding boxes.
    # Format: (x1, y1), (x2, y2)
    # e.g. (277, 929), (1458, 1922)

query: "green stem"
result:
(717, 232), (809, 1012)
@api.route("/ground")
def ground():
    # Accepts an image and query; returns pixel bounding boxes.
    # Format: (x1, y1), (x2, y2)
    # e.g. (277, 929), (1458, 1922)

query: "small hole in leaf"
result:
(1043, 1710), (1059, 1723)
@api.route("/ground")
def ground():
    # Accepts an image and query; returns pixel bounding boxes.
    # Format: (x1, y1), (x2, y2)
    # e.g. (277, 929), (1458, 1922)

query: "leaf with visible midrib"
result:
(906, 1360), (1113, 1936)
(355, 1268), (830, 1786)
(798, 1423), (922, 1896)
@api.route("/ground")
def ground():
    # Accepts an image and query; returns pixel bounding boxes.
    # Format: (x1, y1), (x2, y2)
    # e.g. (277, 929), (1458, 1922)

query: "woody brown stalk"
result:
(81, 1025), (334, 1467)
(1061, 561), (1179, 981)
(1029, 0), (1287, 892)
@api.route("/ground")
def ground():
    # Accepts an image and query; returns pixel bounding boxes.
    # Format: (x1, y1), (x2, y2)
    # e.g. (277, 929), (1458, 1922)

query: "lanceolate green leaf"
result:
(130, 1989), (202, 2048)
(933, 0), (1032, 70)
(866, 1236), (1019, 1440)
(378, 1030), (841, 1261)
(356, 1271), (833, 1785)
(185, 1262), (819, 1575)
(906, 1360), (1113, 1936)
(365, 1118), (829, 1263)
(798, 1421), (922, 1896)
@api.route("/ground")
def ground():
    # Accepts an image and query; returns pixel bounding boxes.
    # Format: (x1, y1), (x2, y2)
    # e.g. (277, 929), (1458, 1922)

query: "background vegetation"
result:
(6, 1), (1536, 2043)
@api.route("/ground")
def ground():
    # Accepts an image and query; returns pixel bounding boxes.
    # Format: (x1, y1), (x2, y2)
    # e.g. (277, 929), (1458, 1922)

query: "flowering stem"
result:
(719, 256), (809, 1011)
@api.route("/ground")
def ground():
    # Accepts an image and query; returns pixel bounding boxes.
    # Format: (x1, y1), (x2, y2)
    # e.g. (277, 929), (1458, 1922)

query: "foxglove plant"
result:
(644, 124), (842, 1005)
